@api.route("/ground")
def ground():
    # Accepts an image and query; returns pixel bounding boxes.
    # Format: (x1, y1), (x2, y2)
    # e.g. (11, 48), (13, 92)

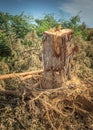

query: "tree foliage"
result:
(0, 11), (93, 74)
(35, 14), (58, 36)
(11, 13), (31, 38)
(0, 32), (11, 58)
(0, 12), (32, 38)
(61, 15), (88, 40)
(0, 12), (11, 31)
(0, 12), (33, 61)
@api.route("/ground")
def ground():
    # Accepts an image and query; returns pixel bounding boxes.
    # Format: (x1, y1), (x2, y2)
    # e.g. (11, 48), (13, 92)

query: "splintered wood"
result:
(42, 28), (74, 89)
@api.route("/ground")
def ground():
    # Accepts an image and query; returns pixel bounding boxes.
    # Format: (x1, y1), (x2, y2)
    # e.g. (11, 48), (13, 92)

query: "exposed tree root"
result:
(0, 76), (93, 130)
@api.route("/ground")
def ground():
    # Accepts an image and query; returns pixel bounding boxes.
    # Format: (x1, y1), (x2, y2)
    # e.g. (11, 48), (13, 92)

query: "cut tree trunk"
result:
(42, 29), (74, 89)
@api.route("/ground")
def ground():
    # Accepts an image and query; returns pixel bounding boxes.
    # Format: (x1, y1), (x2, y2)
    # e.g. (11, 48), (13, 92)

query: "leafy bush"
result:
(0, 42), (11, 57)
(35, 14), (58, 36)
(61, 15), (88, 40)
(0, 32), (11, 58)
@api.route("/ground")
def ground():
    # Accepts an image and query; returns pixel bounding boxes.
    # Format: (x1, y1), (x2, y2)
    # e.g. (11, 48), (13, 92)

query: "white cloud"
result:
(60, 0), (93, 27)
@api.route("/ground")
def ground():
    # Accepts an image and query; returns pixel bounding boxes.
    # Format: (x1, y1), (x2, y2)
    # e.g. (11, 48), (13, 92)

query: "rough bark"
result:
(42, 29), (74, 89)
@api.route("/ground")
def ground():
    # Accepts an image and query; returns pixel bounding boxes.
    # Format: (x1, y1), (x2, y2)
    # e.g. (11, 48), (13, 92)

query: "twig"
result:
(21, 74), (42, 80)
(14, 117), (26, 129)
(44, 102), (57, 130)
(40, 99), (68, 117)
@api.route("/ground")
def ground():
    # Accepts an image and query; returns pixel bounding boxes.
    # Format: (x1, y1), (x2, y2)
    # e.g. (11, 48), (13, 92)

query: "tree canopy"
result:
(0, 11), (91, 62)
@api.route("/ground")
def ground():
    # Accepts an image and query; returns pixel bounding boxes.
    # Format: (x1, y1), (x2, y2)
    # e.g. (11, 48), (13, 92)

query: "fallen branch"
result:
(21, 74), (42, 81)
(0, 69), (43, 80)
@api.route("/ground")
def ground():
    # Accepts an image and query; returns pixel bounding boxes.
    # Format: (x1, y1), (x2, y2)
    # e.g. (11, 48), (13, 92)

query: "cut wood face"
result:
(44, 29), (73, 37)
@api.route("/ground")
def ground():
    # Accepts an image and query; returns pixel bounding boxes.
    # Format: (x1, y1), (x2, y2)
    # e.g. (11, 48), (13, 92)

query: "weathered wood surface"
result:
(43, 29), (73, 71)
(42, 29), (74, 89)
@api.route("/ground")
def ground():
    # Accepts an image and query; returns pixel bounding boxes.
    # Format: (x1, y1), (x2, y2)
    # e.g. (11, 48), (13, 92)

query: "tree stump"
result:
(42, 28), (74, 89)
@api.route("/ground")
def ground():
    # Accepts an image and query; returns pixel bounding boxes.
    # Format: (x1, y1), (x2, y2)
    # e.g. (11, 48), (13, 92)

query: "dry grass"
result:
(0, 74), (93, 130)
(0, 31), (93, 130)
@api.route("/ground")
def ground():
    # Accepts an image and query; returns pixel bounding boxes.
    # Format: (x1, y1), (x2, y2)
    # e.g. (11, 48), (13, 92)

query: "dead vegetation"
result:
(0, 30), (93, 130)
(0, 73), (93, 130)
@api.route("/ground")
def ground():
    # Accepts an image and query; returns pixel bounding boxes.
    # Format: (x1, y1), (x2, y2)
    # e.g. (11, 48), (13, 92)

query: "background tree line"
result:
(0, 11), (93, 75)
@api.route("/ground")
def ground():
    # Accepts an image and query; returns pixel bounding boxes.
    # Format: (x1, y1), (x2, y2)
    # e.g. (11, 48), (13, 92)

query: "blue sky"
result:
(0, 0), (93, 27)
